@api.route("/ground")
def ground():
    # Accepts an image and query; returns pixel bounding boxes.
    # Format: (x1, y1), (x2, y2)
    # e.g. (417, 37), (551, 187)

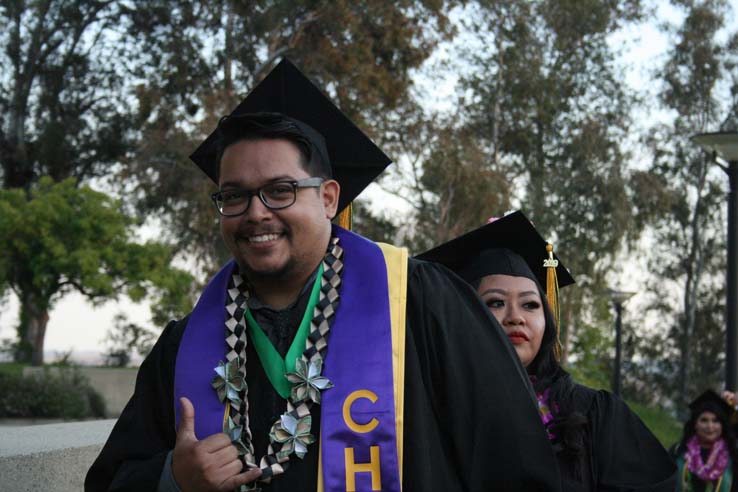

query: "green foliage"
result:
(444, 0), (645, 364)
(626, 400), (683, 449)
(104, 313), (157, 367)
(0, 362), (27, 377)
(0, 368), (106, 419)
(350, 200), (399, 244)
(0, 177), (195, 364)
(1, 0), (134, 189)
(567, 337), (613, 393)
(413, 121), (511, 251)
(633, 0), (738, 408)
(377, 104), (512, 252)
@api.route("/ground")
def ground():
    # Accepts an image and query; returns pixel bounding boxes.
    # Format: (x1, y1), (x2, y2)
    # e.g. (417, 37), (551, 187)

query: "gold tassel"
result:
(544, 244), (562, 360)
(336, 202), (353, 230)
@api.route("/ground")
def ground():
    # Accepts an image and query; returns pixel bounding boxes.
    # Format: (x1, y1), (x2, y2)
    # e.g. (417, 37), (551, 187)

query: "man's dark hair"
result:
(214, 112), (331, 181)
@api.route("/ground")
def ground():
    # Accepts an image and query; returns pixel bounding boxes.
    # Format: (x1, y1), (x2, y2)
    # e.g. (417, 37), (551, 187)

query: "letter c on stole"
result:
(342, 389), (379, 433)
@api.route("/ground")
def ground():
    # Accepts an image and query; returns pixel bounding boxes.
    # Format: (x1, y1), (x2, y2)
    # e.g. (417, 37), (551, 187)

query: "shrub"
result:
(0, 367), (106, 419)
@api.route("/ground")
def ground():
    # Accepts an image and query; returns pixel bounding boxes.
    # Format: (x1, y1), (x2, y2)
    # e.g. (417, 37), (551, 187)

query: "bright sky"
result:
(1, 1), (737, 363)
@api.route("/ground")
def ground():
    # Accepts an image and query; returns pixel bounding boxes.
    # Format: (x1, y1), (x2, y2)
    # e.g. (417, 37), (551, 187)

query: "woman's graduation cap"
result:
(416, 211), (574, 287)
(416, 211), (574, 358)
(189, 58), (392, 227)
(689, 390), (735, 420)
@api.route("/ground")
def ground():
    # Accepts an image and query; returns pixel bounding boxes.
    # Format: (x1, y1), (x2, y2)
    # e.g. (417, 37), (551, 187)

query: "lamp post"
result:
(606, 289), (635, 397)
(692, 131), (738, 391)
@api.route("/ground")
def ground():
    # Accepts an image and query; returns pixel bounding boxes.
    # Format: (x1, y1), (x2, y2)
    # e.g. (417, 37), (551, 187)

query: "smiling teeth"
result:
(249, 233), (280, 243)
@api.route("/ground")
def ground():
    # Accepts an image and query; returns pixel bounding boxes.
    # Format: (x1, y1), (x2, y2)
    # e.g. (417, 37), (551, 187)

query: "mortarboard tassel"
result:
(544, 244), (562, 360)
(336, 202), (352, 230)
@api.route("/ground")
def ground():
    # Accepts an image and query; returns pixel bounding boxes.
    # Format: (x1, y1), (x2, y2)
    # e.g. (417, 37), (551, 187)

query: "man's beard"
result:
(238, 254), (297, 284)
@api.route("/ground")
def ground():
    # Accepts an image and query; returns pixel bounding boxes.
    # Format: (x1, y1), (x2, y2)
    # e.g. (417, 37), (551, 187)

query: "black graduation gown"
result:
(85, 259), (561, 491)
(556, 384), (676, 491)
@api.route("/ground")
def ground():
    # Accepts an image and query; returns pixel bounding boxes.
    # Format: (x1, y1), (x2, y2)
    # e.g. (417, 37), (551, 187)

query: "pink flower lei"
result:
(530, 376), (556, 440)
(686, 435), (729, 481)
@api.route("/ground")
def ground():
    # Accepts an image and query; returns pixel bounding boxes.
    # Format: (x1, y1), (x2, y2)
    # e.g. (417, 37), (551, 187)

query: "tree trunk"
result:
(678, 159), (709, 406)
(18, 291), (50, 366)
(490, 20), (503, 168)
(223, 3), (234, 98)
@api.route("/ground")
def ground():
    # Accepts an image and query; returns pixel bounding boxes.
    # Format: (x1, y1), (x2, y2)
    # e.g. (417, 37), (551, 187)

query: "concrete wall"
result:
(23, 366), (137, 417)
(0, 419), (115, 492)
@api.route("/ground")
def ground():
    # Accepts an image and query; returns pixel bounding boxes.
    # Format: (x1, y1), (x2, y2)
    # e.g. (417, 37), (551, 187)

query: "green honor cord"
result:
(244, 263), (324, 399)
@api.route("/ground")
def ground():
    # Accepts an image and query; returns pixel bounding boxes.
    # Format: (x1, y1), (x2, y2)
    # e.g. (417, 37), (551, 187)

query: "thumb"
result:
(177, 396), (197, 442)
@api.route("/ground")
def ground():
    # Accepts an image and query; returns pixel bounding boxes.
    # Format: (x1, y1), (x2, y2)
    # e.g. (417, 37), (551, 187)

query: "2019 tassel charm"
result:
(544, 244), (562, 360)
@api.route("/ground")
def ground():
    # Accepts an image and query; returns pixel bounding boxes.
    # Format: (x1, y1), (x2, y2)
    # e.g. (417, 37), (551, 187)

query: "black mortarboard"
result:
(689, 390), (734, 420)
(416, 211), (575, 288)
(189, 58), (392, 213)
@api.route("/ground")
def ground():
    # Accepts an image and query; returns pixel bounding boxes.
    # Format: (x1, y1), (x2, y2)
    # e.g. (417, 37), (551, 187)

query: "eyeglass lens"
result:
(216, 182), (296, 216)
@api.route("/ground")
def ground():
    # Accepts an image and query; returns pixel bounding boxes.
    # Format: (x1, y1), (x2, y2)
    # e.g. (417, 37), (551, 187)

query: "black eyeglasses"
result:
(211, 177), (325, 217)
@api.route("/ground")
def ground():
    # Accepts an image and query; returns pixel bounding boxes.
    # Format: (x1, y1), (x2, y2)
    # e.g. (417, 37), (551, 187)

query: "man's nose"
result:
(243, 194), (273, 221)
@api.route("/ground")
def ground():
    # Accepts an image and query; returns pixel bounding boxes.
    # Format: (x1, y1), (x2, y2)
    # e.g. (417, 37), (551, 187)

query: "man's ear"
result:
(322, 179), (340, 219)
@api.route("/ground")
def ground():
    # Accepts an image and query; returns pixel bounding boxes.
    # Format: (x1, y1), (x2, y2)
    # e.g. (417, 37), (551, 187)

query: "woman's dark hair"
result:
(529, 287), (590, 478)
(677, 401), (738, 466)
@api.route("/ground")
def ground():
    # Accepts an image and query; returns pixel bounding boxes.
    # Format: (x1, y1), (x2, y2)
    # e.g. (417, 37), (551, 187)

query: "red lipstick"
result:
(507, 331), (529, 344)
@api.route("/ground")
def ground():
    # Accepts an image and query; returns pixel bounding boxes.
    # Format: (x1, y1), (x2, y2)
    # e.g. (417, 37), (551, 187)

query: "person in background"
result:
(417, 211), (676, 491)
(671, 390), (738, 492)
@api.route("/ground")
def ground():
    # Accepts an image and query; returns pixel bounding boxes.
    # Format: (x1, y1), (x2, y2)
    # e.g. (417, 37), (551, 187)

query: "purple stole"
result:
(174, 226), (404, 491)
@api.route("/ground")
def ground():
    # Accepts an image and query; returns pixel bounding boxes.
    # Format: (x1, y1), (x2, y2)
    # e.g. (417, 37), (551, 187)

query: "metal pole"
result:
(613, 302), (623, 396)
(726, 160), (738, 391)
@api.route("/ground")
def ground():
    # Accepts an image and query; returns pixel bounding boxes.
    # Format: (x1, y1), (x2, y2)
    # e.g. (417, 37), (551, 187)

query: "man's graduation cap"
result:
(417, 211), (574, 358)
(189, 58), (392, 217)
(689, 390), (735, 420)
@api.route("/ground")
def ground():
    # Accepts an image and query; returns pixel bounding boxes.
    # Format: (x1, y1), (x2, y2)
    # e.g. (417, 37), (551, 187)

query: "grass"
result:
(627, 400), (682, 449)
(0, 362), (27, 377)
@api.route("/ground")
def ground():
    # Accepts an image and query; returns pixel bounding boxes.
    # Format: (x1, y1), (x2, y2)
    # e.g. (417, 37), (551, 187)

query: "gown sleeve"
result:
(405, 259), (562, 491)
(589, 390), (677, 491)
(84, 318), (186, 492)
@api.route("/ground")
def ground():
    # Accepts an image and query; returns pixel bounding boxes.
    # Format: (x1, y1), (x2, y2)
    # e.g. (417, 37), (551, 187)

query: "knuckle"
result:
(202, 464), (223, 487)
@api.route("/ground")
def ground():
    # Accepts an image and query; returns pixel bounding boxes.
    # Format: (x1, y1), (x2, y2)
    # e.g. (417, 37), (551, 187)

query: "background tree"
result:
(0, 1), (190, 363)
(350, 199), (399, 245)
(375, 95), (513, 251)
(0, 0), (457, 363)
(117, 0), (455, 274)
(625, 0), (738, 409)
(0, 0), (133, 189)
(0, 177), (194, 365)
(103, 313), (157, 367)
(413, 0), (645, 367)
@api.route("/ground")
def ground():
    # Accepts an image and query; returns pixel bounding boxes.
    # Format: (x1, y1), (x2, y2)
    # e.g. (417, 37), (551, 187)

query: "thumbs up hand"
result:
(172, 397), (261, 492)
